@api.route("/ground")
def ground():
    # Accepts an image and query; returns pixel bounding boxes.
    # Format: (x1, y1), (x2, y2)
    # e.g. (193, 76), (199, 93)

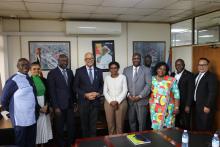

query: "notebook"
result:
(127, 134), (151, 145)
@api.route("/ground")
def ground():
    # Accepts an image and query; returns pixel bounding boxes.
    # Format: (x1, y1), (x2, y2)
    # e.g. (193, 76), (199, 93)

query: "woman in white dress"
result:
(30, 62), (53, 146)
(104, 61), (128, 135)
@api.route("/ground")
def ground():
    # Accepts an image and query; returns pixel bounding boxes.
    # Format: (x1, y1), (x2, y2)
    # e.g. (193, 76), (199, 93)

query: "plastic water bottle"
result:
(182, 130), (189, 147)
(212, 133), (219, 147)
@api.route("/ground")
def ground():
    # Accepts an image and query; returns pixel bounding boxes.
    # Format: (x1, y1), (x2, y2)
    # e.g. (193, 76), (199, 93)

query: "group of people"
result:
(0, 52), (218, 147)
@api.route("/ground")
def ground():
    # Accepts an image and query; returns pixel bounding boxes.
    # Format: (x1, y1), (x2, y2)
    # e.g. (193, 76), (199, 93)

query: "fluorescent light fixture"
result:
(171, 29), (191, 33)
(198, 30), (208, 32)
(172, 40), (181, 42)
(78, 26), (96, 29)
(199, 35), (214, 38)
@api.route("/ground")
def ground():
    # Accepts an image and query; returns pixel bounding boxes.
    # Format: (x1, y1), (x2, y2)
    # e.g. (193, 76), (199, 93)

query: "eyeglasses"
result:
(198, 64), (208, 67)
(85, 58), (94, 61)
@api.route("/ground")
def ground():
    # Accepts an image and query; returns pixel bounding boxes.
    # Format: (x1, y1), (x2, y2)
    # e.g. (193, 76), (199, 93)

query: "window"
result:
(171, 19), (192, 46)
(195, 11), (220, 44)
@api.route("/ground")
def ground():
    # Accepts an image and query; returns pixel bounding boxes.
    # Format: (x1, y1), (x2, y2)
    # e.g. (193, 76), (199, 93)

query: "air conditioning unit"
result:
(66, 21), (122, 35)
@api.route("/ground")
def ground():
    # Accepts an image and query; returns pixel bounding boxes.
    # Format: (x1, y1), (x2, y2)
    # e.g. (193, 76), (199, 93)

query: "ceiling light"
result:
(78, 27), (96, 29)
(198, 30), (208, 32)
(171, 29), (191, 33)
(199, 35), (214, 38)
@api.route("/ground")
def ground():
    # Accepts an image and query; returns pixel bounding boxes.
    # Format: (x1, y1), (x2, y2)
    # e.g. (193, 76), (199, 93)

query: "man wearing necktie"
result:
(74, 52), (103, 137)
(123, 53), (152, 131)
(47, 54), (75, 147)
(193, 58), (217, 131)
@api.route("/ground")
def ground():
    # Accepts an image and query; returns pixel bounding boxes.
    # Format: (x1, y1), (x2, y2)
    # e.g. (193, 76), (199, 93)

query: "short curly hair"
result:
(153, 62), (169, 76)
(108, 61), (120, 69)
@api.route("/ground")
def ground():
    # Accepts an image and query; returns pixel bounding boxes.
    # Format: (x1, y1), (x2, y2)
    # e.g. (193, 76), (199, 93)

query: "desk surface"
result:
(0, 119), (12, 129)
(74, 128), (213, 147)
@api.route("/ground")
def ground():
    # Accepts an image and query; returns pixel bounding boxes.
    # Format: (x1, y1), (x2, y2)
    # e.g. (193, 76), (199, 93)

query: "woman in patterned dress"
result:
(149, 62), (180, 130)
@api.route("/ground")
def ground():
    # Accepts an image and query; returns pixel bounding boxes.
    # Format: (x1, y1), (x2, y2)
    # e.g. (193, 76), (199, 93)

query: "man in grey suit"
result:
(123, 53), (152, 131)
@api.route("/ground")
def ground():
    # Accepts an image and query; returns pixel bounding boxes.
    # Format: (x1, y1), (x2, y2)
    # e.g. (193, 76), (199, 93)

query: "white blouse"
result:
(103, 74), (128, 104)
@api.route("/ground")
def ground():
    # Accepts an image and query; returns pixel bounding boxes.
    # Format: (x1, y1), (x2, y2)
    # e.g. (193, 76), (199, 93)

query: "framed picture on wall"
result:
(133, 41), (166, 70)
(29, 41), (71, 70)
(92, 40), (115, 72)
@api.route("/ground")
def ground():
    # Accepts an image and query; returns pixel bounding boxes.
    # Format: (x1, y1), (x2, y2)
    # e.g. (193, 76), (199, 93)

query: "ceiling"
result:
(0, 0), (220, 23)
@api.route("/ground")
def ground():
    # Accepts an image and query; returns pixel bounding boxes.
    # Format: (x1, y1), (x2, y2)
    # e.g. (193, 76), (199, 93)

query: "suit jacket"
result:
(47, 67), (75, 110)
(194, 71), (218, 112)
(171, 70), (194, 111)
(74, 66), (103, 106)
(123, 65), (152, 105)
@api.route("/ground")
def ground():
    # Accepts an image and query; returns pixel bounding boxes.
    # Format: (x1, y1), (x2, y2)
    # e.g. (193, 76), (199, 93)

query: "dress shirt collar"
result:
(17, 72), (28, 77)
(133, 65), (140, 71)
(58, 66), (67, 73)
(86, 66), (94, 70)
(175, 69), (184, 76)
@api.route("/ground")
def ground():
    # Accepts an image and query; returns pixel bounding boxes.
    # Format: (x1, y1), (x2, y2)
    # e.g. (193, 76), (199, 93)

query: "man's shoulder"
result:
(76, 66), (86, 72)
(5, 74), (17, 85)
(183, 70), (194, 78)
(140, 65), (151, 73)
(48, 67), (58, 73)
(123, 66), (132, 71)
(206, 71), (216, 79)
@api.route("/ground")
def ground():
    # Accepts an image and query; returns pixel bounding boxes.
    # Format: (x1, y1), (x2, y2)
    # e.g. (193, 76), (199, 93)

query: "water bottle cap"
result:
(184, 130), (187, 132)
(214, 134), (218, 137)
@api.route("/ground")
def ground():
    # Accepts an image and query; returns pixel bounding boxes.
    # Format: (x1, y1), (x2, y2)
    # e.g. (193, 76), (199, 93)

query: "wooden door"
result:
(193, 45), (220, 130)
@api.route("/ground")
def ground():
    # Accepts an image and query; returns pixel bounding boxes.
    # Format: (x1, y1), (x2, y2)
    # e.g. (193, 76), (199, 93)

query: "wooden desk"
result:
(74, 128), (213, 147)
(0, 118), (14, 145)
(0, 119), (12, 129)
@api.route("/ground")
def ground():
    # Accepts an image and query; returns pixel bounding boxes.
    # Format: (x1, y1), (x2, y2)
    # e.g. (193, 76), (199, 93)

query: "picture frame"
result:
(92, 40), (115, 72)
(29, 41), (71, 70)
(133, 41), (166, 70)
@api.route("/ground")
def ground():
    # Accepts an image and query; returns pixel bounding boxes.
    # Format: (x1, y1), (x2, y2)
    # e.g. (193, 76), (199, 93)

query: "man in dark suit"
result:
(47, 54), (75, 147)
(171, 59), (194, 130)
(194, 57), (217, 131)
(74, 52), (103, 137)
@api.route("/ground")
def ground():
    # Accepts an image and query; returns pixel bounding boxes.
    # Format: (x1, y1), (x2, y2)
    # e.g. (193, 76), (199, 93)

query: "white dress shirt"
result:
(104, 74), (128, 104)
(133, 66), (140, 78)
(194, 72), (206, 101)
(175, 70), (184, 84)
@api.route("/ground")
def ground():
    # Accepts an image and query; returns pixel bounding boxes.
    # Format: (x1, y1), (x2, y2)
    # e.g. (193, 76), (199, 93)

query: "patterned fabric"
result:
(149, 75), (180, 130)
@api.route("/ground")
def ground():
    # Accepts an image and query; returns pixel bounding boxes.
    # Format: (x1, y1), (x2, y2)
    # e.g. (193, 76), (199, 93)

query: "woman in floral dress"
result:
(149, 62), (180, 130)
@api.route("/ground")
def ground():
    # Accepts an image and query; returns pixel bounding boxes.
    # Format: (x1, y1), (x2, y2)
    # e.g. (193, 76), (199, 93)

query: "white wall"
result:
(0, 18), (8, 85)
(1, 19), (172, 83)
(127, 23), (171, 65)
(172, 46), (192, 72)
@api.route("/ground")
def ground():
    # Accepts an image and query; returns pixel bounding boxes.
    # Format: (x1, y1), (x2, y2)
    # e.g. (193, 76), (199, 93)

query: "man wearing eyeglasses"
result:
(74, 52), (103, 137)
(194, 57), (217, 131)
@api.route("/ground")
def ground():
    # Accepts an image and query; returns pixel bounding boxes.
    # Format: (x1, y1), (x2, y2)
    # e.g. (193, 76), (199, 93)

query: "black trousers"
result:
(54, 108), (75, 147)
(79, 103), (98, 137)
(175, 110), (191, 130)
(14, 123), (36, 147)
(195, 108), (214, 131)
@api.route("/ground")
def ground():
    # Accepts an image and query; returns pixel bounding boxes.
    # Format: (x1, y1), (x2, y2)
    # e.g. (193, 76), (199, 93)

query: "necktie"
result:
(133, 67), (138, 81)
(132, 67), (138, 96)
(194, 73), (202, 101)
(89, 68), (93, 84)
(62, 70), (68, 85)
